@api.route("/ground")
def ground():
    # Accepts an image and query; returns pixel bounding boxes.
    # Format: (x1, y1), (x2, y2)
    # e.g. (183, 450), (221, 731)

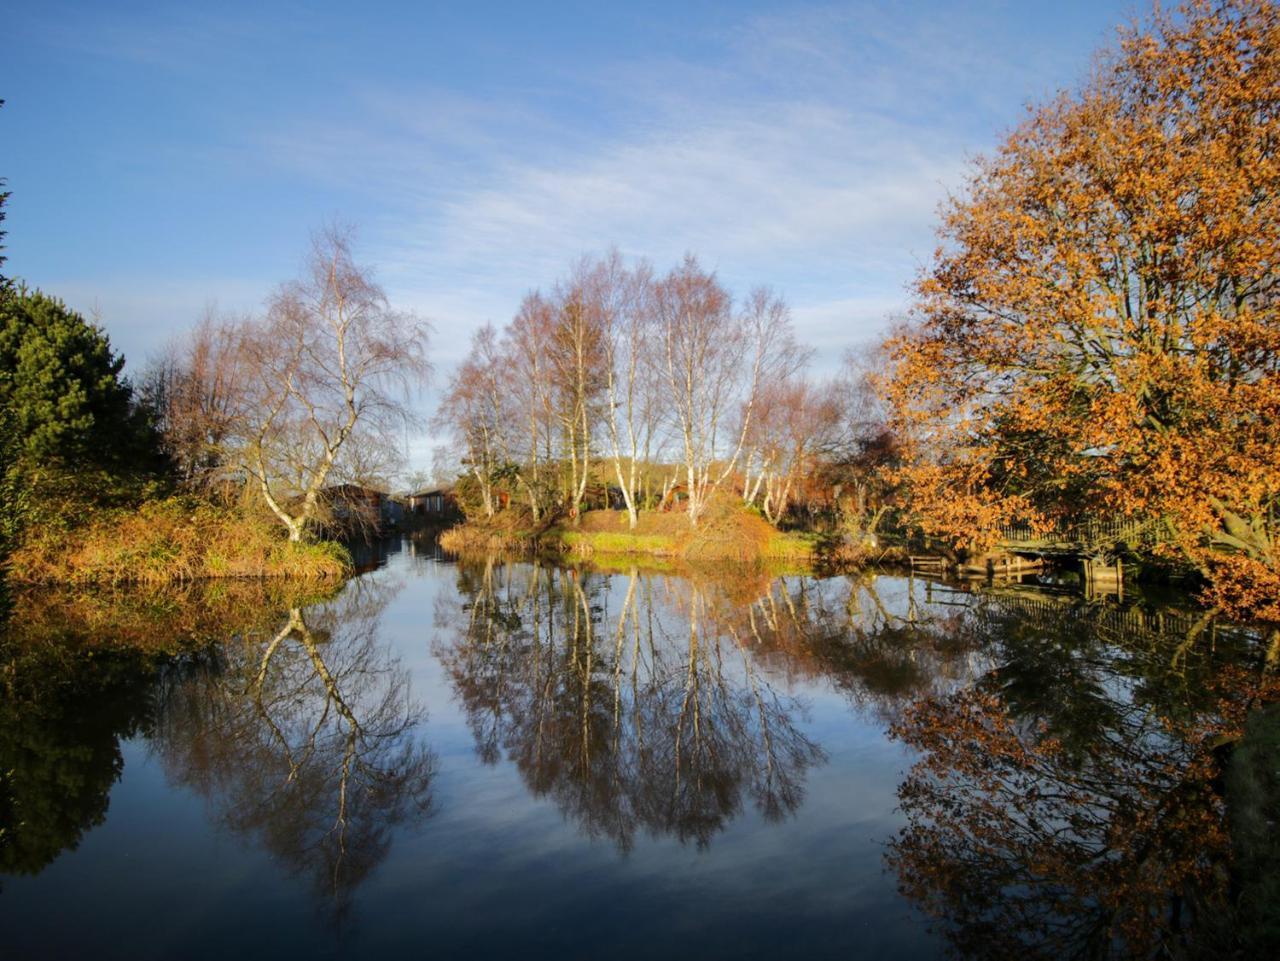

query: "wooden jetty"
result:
(946, 516), (1168, 586)
(1013, 516), (1166, 586)
(908, 555), (948, 573)
(958, 553), (1046, 578)
(996, 516), (1165, 558)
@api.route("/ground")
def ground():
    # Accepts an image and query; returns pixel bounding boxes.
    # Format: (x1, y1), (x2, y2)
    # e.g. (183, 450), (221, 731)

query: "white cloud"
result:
(369, 95), (963, 359)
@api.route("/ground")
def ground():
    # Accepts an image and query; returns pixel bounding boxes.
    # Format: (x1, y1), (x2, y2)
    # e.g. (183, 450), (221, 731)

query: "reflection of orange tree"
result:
(887, 625), (1278, 959)
(434, 558), (823, 850)
(556, 564), (1277, 955)
(152, 577), (433, 913)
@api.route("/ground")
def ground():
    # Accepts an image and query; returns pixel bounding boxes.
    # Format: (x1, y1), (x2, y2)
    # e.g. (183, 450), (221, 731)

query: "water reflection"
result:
(2, 550), (1277, 957)
(0, 581), (328, 880)
(884, 584), (1277, 959)
(151, 577), (434, 913)
(0, 644), (163, 878)
(434, 559), (825, 850)
(1, 578), (434, 914)
(743, 574), (990, 721)
(437, 559), (1279, 953)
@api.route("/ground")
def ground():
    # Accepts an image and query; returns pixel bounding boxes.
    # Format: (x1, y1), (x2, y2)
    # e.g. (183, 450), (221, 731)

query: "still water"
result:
(0, 536), (1274, 959)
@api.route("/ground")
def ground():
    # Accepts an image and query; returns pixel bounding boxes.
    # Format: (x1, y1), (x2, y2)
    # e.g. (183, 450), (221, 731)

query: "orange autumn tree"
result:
(885, 0), (1280, 619)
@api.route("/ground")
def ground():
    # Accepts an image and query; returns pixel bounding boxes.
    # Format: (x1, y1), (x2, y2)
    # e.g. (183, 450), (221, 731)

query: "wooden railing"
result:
(984, 587), (1212, 643)
(997, 516), (1167, 554)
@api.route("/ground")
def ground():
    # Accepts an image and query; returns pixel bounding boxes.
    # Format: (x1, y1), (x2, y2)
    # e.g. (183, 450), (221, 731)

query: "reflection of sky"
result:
(6, 0), (1134, 471)
(1, 550), (949, 959)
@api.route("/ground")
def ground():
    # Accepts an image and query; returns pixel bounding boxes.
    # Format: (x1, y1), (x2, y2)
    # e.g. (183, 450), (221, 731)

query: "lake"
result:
(1, 535), (1275, 959)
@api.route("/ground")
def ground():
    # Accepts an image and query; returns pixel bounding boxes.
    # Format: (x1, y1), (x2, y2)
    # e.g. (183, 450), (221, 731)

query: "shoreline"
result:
(437, 510), (901, 569)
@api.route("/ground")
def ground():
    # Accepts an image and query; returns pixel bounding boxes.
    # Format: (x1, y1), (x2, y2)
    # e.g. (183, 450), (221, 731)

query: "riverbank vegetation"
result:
(440, 497), (828, 564)
(431, 243), (898, 566)
(0, 208), (428, 585)
(8, 497), (351, 585)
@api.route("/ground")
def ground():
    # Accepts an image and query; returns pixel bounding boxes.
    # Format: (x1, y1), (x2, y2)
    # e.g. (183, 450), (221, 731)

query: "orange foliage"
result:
(885, 1), (1280, 617)
(888, 665), (1280, 956)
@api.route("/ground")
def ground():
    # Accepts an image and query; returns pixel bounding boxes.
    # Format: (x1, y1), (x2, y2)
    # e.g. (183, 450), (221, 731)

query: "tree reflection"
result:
(740, 573), (990, 722)
(152, 577), (434, 913)
(1, 582), (322, 879)
(440, 557), (1279, 952)
(885, 590), (1278, 959)
(6, 553), (1276, 953)
(434, 558), (825, 850)
(0, 645), (163, 878)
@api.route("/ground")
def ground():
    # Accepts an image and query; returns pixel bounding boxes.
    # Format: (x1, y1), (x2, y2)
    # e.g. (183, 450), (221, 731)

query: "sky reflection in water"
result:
(0, 535), (1271, 960)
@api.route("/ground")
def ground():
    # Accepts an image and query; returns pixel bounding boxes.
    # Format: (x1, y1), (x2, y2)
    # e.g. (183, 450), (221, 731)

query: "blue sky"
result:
(3, 0), (1136, 464)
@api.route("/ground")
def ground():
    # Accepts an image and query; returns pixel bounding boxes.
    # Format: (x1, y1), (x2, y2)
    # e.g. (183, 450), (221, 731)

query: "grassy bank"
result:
(558, 527), (819, 563)
(437, 523), (537, 554)
(441, 503), (823, 565)
(567, 548), (821, 583)
(7, 497), (352, 585)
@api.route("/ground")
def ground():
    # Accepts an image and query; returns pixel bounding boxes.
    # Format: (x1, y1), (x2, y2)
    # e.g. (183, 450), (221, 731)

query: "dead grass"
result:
(682, 496), (775, 561)
(577, 509), (693, 536)
(441, 499), (880, 571)
(438, 516), (538, 554)
(8, 497), (352, 585)
(819, 537), (908, 567)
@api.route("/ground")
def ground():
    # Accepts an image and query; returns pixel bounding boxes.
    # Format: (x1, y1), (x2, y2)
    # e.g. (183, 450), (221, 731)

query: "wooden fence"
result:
(997, 515), (1167, 555)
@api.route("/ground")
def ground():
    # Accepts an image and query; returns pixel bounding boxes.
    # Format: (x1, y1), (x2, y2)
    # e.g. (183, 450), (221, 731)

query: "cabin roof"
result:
(322, 483), (387, 497)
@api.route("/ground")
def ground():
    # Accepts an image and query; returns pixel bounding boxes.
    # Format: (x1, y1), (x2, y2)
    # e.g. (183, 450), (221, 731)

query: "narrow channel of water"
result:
(0, 535), (1274, 959)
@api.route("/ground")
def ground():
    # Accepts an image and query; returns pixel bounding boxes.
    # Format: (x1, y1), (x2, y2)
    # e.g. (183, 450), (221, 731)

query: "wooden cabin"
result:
(323, 483), (383, 525)
(408, 488), (453, 517)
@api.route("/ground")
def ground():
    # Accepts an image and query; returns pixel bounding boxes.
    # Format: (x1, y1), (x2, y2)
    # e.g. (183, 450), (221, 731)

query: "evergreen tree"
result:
(0, 287), (164, 491)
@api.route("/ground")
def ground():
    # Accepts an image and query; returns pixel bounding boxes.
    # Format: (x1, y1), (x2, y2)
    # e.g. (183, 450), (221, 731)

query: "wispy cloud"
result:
(8, 0), (1125, 469)
(254, 5), (1003, 356)
(385, 101), (961, 308)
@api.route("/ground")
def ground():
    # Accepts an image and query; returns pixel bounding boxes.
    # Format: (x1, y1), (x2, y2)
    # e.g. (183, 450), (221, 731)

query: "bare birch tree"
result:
(548, 264), (608, 522)
(655, 257), (801, 525)
(595, 252), (663, 528)
(504, 294), (558, 520)
(433, 324), (509, 519)
(231, 227), (430, 540)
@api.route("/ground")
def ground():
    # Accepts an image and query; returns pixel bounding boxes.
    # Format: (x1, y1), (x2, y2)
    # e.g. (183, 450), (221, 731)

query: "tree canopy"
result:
(886, 0), (1280, 618)
(0, 287), (160, 482)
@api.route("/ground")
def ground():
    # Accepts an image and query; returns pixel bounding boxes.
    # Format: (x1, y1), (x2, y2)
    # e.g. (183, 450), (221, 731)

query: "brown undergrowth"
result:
(8, 497), (352, 585)
(442, 495), (820, 564)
